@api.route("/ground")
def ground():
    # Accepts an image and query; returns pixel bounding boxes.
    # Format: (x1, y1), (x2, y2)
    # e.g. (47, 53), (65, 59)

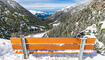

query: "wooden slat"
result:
(10, 38), (96, 44)
(86, 38), (96, 44)
(15, 52), (91, 54)
(10, 38), (96, 51)
(12, 45), (94, 50)
(10, 38), (21, 44)
(10, 38), (81, 44)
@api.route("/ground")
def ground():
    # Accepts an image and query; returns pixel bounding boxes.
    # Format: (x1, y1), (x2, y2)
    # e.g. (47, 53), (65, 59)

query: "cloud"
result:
(21, 3), (73, 10)
(14, 0), (88, 10)
(14, 0), (53, 3)
(15, 0), (85, 3)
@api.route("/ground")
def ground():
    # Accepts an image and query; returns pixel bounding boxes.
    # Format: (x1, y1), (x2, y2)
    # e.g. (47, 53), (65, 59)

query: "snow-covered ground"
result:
(25, 32), (47, 38)
(0, 33), (105, 60)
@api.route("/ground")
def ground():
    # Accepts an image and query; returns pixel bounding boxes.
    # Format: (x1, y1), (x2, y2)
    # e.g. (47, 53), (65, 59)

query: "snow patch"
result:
(86, 53), (105, 60)
(31, 26), (38, 29)
(5, 10), (10, 14)
(96, 40), (104, 48)
(29, 10), (44, 15)
(80, 24), (97, 38)
(100, 20), (105, 29)
(85, 24), (97, 33)
(7, 0), (16, 8)
(75, 22), (79, 27)
(25, 32), (47, 38)
(0, 39), (12, 56)
(53, 23), (60, 27)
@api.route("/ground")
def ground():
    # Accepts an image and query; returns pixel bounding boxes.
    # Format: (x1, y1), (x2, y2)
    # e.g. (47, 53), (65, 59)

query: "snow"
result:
(75, 22), (79, 27)
(79, 24), (97, 38)
(29, 10), (44, 15)
(5, 10), (10, 14)
(53, 23), (60, 27)
(31, 26), (38, 29)
(82, 24), (105, 55)
(100, 20), (105, 29)
(54, 50), (94, 53)
(97, 40), (104, 48)
(0, 39), (12, 56)
(58, 0), (92, 13)
(0, 32), (105, 60)
(92, 11), (97, 15)
(7, 0), (16, 8)
(85, 24), (97, 33)
(86, 53), (105, 60)
(25, 32), (47, 38)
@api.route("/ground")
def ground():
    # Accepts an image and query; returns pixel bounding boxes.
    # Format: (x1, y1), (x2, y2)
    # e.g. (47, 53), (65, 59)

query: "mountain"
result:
(0, 0), (49, 39)
(29, 10), (44, 15)
(29, 10), (51, 18)
(45, 0), (105, 54)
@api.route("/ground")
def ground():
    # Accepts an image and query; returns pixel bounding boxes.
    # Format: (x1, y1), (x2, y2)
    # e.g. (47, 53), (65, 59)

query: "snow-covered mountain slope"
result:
(45, 0), (105, 54)
(57, 1), (91, 13)
(45, 0), (92, 22)
(0, 0), (49, 39)
(29, 10), (44, 15)
(29, 10), (51, 18)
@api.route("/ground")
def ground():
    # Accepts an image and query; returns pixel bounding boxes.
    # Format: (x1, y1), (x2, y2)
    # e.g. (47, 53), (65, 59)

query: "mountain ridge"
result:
(29, 10), (51, 18)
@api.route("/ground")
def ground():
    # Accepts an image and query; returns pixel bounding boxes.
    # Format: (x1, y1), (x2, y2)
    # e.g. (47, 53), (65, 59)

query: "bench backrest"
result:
(10, 38), (96, 54)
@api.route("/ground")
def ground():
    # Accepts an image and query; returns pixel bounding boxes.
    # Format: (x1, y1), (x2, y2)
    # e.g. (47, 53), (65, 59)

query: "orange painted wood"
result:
(86, 38), (96, 44)
(10, 38), (96, 51)
(12, 44), (94, 50)
(15, 52), (91, 54)
(10, 38), (21, 44)
(10, 38), (81, 44)
(10, 38), (96, 44)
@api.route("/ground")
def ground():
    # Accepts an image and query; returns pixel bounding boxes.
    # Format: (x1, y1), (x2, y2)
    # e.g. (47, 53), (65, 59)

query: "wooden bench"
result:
(10, 37), (96, 60)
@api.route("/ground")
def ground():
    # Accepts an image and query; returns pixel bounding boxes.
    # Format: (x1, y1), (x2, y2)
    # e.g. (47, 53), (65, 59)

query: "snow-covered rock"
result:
(100, 20), (105, 29)
(29, 10), (44, 15)
(53, 23), (60, 27)
(29, 10), (51, 18)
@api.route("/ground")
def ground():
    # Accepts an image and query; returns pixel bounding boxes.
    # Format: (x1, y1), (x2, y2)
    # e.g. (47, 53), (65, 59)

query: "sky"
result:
(14, 0), (86, 13)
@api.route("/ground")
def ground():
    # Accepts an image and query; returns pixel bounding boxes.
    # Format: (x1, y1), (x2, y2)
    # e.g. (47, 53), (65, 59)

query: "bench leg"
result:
(78, 38), (86, 60)
(21, 37), (29, 59)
